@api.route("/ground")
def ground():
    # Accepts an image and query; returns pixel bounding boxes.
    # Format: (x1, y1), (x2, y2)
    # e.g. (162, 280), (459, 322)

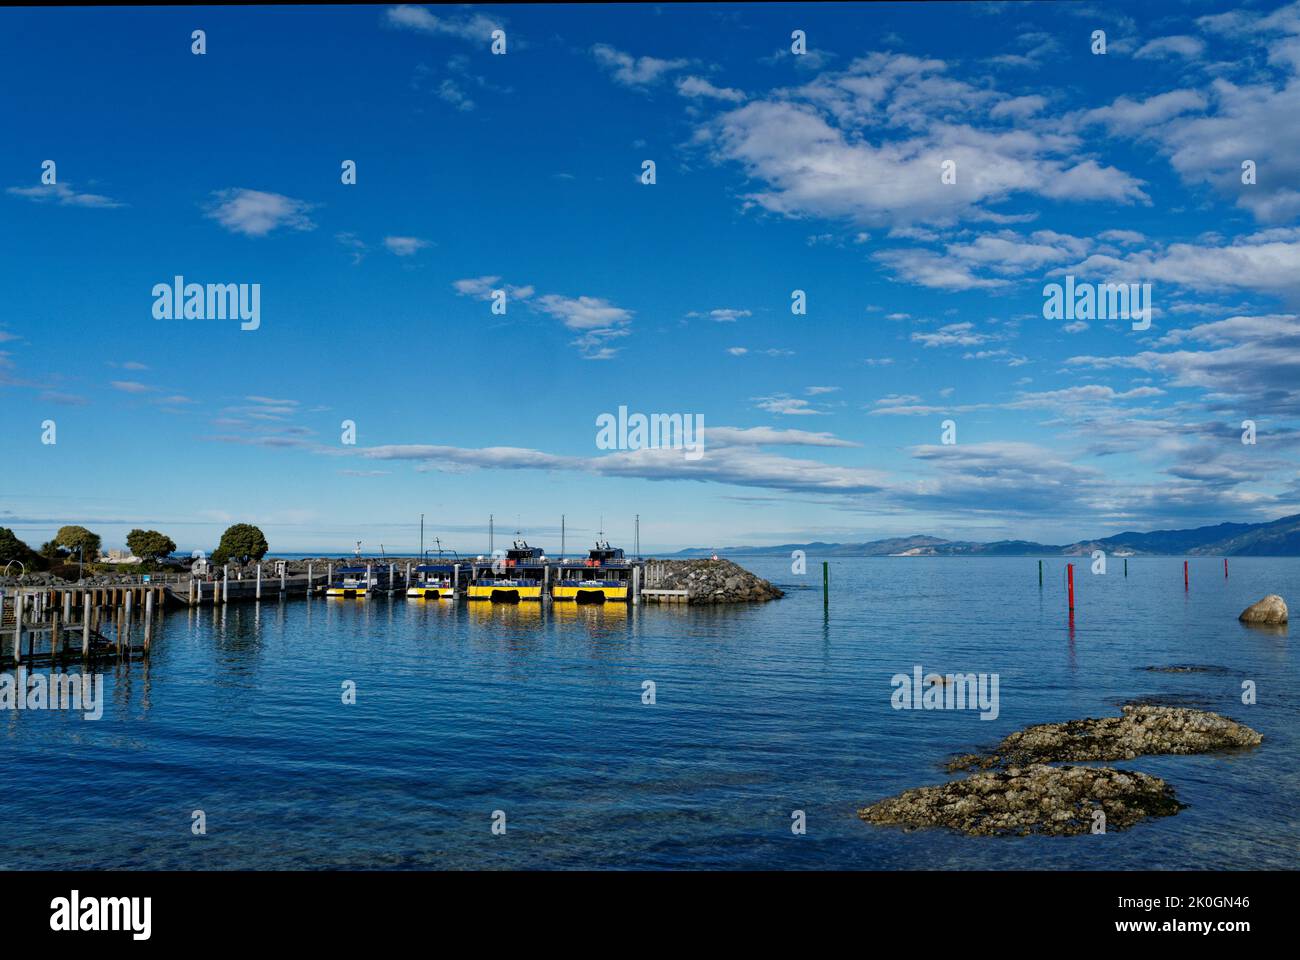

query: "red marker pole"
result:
(1224, 558), (1229, 578)
(1067, 563), (1075, 613)
(1184, 560), (1189, 591)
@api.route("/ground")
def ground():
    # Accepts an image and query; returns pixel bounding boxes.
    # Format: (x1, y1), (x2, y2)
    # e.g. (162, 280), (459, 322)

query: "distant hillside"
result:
(670, 514), (1300, 558)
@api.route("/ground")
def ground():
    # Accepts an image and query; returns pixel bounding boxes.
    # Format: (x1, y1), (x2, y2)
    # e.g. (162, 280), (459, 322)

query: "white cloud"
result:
(676, 75), (745, 102)
(753, 394), (822, 415)
(6, 182), (124, 208)
(205, 189), (315, 237)
(911, 322), (994, 348)
(384, 236), (432, 256)
(591, 43), (688, 87)
(1134, 35), (1207, 60)
(696, 53), (1148, 229)
(384, 5), (500, 41)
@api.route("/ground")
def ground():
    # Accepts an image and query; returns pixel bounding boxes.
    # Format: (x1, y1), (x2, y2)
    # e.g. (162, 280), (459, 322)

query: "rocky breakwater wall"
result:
(645, 559), (784, 604)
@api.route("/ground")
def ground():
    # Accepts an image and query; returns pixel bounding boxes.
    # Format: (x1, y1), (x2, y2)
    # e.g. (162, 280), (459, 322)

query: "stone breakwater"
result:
(947, 705), (1263, 771)
(644, 559), (784, 604)
(860, 707), (1262, 836)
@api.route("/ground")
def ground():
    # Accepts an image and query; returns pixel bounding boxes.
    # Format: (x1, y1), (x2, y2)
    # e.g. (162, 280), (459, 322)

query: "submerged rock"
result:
(859, 764), (1182, 836)
(947, 705), (1262, 772)
(1238, 594), (1288, 625)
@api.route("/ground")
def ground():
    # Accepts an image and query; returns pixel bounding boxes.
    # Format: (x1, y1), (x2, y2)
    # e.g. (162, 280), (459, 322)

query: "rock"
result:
(1239, 594), (1288, 625)
(645, 558), (783, 604)
(859, 764), (1182, 836)
(947, 705), (1262, 772)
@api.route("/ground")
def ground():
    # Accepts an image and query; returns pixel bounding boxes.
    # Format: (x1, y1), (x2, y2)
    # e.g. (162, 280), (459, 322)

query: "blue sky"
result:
(3, 2), (1299, 555)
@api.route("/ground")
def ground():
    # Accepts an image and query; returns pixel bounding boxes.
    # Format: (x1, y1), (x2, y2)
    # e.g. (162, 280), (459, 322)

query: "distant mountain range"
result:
(671, 514), (1300, 558)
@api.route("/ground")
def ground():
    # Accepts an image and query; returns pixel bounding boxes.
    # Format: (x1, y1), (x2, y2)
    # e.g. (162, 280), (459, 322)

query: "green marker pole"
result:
(822, 562), (829, 613)
(1038, 560), (1043, 587)
(1124, 558), (1128, 578)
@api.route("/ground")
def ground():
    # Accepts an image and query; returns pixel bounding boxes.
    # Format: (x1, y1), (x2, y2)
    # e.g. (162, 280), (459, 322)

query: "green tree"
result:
(0, 527), (38, 569)
(211, 524), (269, 565)
(126, 529), (178, 563)
(39, 540), (69, 561)
(55, 525), (101, 559)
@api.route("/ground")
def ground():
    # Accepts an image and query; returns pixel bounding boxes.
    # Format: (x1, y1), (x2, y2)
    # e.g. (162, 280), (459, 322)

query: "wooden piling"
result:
(82, 594), (91, 656)
(144, 589), (154, 652)
(13, 592), (22, 664)
(51, 610), (61, 659)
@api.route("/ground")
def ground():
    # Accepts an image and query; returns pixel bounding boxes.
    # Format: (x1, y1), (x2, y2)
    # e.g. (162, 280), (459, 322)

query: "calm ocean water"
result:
(2, 557), (1296, 870)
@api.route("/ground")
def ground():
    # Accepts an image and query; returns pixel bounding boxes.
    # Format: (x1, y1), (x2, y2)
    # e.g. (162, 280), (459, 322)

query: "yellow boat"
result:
(406, 564), (457, 600)
(326, 566), (386, 598)
(552, 540), (632, 602)
(468, 539), (547, 602)
(552, 580), (629, 602)
(467, 578), (543, 602)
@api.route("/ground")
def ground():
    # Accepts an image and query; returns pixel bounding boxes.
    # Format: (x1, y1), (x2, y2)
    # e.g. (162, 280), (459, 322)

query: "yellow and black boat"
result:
(407, 564), (457, 600)
(326, 565), (388, 599)
(467, 540), (546, 602)
(552, 540), (631, 602)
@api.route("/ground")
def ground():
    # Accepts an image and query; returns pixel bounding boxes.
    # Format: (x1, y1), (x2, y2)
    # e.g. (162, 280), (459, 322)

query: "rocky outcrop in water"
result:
(946, 705), (1262, 772)
(859, 764), (1182, 836)
(645, 559), (783, 604)
(1239, 594), (1288, 625)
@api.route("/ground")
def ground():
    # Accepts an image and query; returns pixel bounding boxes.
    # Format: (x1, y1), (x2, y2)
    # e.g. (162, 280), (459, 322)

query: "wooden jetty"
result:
(1, 586), (154, 664)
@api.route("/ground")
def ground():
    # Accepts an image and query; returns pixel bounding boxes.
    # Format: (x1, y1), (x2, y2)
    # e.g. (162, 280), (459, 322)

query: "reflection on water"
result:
(1, 556), (1296, 870)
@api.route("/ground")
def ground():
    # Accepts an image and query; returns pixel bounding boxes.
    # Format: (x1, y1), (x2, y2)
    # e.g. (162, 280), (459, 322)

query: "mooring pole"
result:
(823, 562), (829, 612)
(13, 592), (22, 664)
(1224, 558), (1228, 579)
(256, 564), (262, 600)
(144, 589), (154, 652)
(1124, 558), (1128, 578)
(307, 562), (314, 596)
(1067, 563), (1075, 613)
(82, 594), (91, 656)
(1184, 560), (1189, 591)
(1038, 559), (1043, 587)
